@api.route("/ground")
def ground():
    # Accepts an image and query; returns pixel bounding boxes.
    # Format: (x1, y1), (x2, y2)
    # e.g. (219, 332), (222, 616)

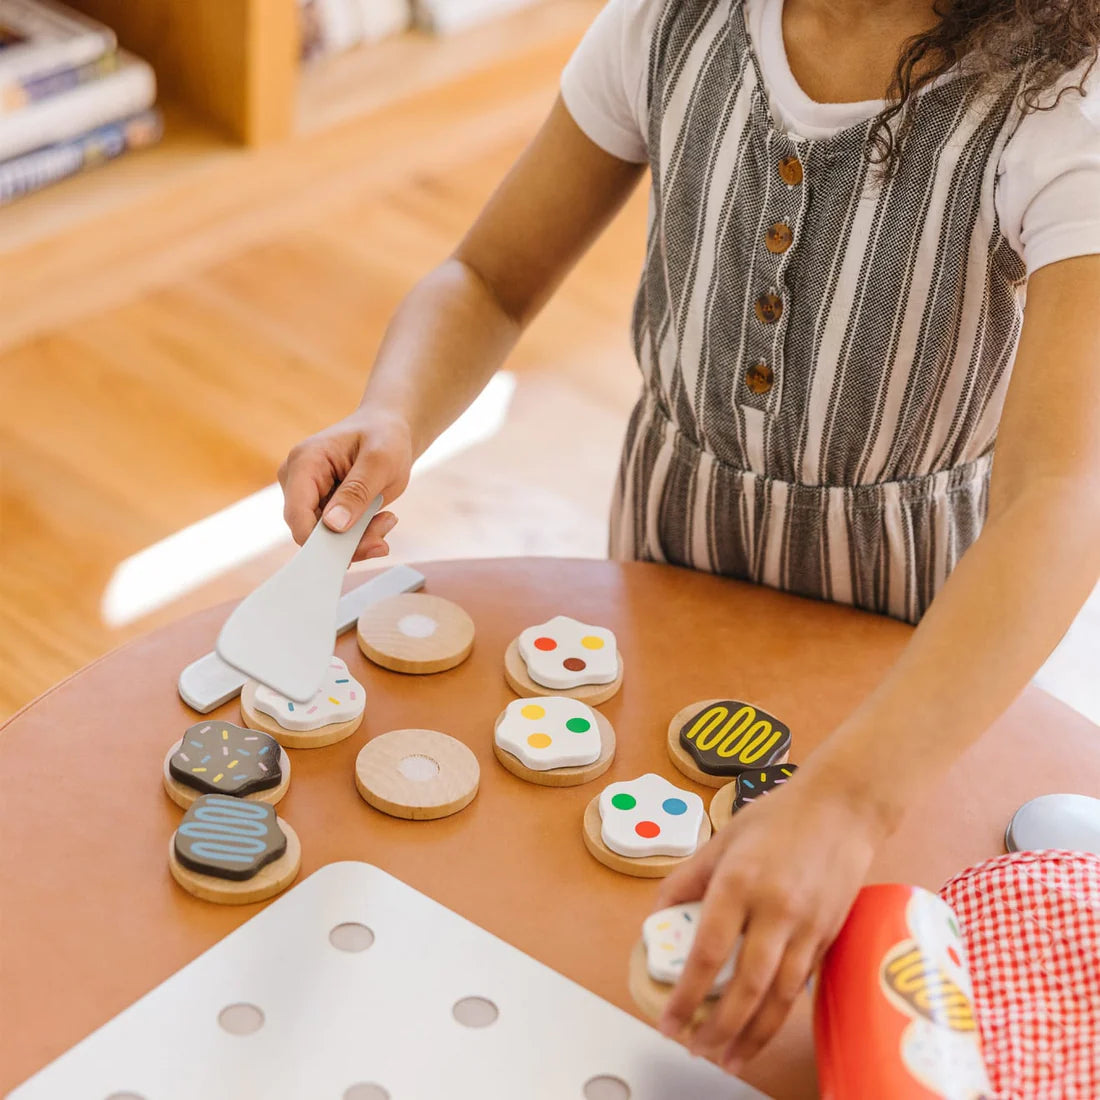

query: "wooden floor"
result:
(0, 0), (646, 721)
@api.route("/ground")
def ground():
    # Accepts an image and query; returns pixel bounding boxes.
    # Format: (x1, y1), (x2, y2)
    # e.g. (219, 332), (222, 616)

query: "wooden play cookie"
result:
(355, 729), (479, 820)
(667, 698), (791, 788)
(241, 655), (364, 748)
(709, 764), (798, 831)
(493, 697), (615, 787)
(168, 794), (301, 905)
(504, 615), (623, 705)
(163, 721), (290, 810)
(628, 902), (737, 1024)
(357, 592), (474, 674)
(583, 773), (710, 878)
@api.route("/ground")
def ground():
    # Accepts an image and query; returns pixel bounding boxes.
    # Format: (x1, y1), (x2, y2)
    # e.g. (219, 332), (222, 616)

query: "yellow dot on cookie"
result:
(580, 636), (604, 650)
(521, 704), (546, 720)
(527, 733), (552, 749)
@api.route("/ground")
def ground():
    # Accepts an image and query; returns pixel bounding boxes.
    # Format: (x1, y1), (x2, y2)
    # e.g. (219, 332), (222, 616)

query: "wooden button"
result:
(778, 155), (803, 186)
(765, 221), (793, 254)
(754, 291), (783, 324)
(745, 361), (774, 395)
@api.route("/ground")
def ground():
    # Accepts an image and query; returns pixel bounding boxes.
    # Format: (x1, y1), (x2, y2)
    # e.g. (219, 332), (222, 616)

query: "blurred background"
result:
(0, 0), (1092, 724)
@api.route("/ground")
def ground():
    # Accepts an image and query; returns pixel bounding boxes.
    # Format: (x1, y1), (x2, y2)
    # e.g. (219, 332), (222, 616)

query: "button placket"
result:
(741, 134), (806, 411)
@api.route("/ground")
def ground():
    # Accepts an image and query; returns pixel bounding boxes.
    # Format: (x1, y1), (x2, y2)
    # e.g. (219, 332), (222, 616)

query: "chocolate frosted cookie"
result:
(169, 722), (282, 797)
(734, 764), (797, 809)
(678, 700), (791, 779)
(174, 795), (287, 881)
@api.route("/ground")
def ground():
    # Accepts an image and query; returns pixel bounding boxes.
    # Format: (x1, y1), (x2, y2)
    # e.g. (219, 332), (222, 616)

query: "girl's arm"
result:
(657, 254), (1100, 1072)
(279, 98), (644, 558)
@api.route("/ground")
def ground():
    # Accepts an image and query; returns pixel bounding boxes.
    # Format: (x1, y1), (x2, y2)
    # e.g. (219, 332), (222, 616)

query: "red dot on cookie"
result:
(534, 637), (557, 651)
(635, 821), (660, 839)
(947, 946), (961, 968)
(563, 657), (586, 671)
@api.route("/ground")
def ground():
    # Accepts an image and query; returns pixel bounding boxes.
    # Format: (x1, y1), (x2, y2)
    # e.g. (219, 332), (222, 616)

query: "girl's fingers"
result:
(280, 450), (334, 546)
(719, 931), (821, 1073)
(689, 913), (791, 1062)
(322, 450), (389, 533)
(659, 873), (746, 1039)
(352, 512), (398, 562)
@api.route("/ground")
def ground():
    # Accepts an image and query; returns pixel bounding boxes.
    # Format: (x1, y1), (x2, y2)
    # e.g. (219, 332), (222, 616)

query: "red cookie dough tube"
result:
(814, 883), (993, 1100)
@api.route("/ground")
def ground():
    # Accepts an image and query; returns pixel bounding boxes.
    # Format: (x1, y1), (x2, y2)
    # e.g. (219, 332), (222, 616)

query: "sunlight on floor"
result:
(99, 372), (517, 627)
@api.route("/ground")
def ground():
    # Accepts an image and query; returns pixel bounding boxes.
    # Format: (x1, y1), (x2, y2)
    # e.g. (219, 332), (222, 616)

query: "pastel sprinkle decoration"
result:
(169, 722), (283, 798)
(253, 656), (365, 733)
(642, 902), (738, 991)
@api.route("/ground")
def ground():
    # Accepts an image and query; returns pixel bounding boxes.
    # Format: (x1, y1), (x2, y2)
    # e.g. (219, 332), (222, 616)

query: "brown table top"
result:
(3, 558), (1098, 1099)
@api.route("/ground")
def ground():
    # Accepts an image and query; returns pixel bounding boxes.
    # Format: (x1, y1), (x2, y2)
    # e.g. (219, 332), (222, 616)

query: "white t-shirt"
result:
(560, 0), (1100, 274)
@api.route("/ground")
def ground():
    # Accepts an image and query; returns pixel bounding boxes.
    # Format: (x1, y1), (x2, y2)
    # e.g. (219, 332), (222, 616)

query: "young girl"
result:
(280, 0), (1100, 1075)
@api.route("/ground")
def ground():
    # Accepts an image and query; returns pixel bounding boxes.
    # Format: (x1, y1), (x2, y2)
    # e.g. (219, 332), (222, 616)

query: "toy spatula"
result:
(216, 497), (381, 702)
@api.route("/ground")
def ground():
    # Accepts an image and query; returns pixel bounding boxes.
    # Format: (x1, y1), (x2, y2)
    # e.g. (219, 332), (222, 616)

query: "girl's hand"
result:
(655, 774), (883, 1074)
(278, 406), (413, 562)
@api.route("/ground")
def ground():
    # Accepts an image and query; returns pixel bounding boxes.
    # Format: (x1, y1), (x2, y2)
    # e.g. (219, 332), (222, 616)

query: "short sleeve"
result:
(997, 67), (1100, 274)
(560, 0), (660, 164)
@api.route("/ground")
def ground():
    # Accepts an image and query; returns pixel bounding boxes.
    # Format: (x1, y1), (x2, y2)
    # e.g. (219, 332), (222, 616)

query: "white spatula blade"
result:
(216, 500), (379, 702)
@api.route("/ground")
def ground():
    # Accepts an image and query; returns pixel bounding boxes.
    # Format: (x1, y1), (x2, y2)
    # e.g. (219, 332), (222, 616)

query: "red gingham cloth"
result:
(939, 850), (1100, 1100)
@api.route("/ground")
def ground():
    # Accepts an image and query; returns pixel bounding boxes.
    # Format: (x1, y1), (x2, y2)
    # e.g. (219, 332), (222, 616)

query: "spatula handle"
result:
(305, 494), (383, 575)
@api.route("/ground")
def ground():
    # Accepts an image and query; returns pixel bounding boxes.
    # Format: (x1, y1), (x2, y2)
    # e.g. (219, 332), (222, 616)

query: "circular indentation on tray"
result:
(217, 1002), (265, 1036)
(343, 1085), (390, 1100)
(398, 754), (440, 782)
(397, 613), (438, 638)
(105, 1093), (147, 1100)
(452, 996), (499, 1028)
(329, 922), (375, 953)
(583, 1076), (631, 1099)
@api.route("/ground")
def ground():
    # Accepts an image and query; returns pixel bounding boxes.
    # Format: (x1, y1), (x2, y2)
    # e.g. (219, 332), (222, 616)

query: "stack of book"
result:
(300, 0), (411, 61)
(0, 0), (161, 206)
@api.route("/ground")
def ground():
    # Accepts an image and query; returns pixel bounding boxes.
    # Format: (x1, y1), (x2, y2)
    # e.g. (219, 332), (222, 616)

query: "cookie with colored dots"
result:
(357, 592), (475, 674)
(629, 903), (738, 1024)
(493, 697), (615, 787)
(162, 722), (290, 810)
(168, 794), (301, 905)
(241, 656), (364, 748)
(667, 698), (791, 788)
(505, 616), (623, 705)
(583, 773), (710, 878)
(709, 764), (797, 831)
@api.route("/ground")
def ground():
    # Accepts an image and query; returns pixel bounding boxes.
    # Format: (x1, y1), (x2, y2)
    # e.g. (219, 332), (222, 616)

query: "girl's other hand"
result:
(277, 406), (413, 562)
(655, 774), (883, 1074)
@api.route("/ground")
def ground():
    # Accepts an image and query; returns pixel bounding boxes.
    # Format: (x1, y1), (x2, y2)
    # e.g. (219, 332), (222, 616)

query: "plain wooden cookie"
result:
(162, 738), (291, 810)
(709, 780), (737, 832)
(240, 680), (362, 748)
(168, 818), (301, 905)
(582, 794), (711, 879)
(667, 698), (791, 788)
(355, 729), (479, 820)
(504, 638), (624, 705)
(357, 592), (475, 674)
(493, 706), (616, 787)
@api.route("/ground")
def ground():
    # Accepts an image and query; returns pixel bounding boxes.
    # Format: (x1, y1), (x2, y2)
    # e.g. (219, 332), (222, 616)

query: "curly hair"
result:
(870, 0), (1100, 174)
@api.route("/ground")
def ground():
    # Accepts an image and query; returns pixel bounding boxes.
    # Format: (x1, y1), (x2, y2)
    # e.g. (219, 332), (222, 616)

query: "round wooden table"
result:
(3, 558), (1098, 1099)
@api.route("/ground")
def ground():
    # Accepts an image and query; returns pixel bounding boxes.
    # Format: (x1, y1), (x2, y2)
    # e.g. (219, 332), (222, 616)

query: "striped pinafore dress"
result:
(609, 0), (1029, 622)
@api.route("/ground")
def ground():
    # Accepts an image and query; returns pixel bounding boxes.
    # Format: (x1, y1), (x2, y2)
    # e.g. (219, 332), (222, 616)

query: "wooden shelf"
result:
(298, 0), (598, 135)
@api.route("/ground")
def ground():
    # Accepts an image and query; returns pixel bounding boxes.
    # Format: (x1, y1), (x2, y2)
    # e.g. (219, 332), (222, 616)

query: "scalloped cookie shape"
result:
(495, 697), (602, 770)
(253, 656), (364, 731)
(642, 903), (737, 990)
(518, 616), (618, 690)
(599, 774), (705, 858)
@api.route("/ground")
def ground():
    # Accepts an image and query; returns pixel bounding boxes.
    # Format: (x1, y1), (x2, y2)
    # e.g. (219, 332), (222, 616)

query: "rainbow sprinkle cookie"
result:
(253, 656), (364, 732)
(642, 902), (737, 993)
(169, 722), (282, 797)
(733, 764), (797, 810)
